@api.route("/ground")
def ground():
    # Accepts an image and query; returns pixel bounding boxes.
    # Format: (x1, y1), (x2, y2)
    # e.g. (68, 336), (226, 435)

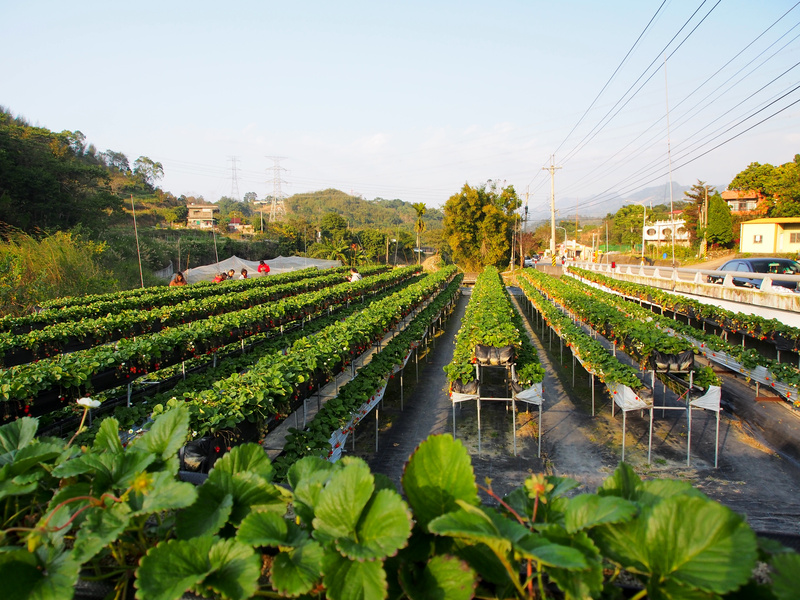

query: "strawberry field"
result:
(0, 264), (798, 599)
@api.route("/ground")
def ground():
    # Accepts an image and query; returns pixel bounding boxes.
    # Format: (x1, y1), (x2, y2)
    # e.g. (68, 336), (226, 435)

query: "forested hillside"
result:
(285, 189), (443, 231)
(0, 107), (169, 234)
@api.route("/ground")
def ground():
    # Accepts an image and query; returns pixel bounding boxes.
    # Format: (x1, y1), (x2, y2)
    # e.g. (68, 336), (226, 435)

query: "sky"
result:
(3, 0), (800, 221)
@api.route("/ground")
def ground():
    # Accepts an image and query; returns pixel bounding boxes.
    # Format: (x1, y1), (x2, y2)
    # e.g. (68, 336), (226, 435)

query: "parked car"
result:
(523, 256), (535, 268)
(707, 258), (800, 289)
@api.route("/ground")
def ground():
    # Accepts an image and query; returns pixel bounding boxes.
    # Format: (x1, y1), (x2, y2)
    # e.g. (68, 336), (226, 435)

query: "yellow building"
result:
(739, 217), (800, 254)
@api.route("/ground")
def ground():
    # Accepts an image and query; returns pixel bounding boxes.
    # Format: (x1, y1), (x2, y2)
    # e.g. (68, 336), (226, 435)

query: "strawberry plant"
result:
(0, 267), (420, 417)
(1, 413), (794, 600)
(567, 268), (800, 401)
(515, 273), (643, 389)
(276, 271), (462, 475)
(445, 266), (544, 389)
(573, 267), (800, 352)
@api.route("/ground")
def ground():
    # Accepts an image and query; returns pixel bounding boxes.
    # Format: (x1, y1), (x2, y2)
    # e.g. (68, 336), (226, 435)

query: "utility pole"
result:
(543, 156), (561, 262)
(520, 188), (529, 267)
(641, 203), (647, 264)
(227, 156), (240, 201)
(266, 156), (288, 223)
(664, 55), (676, 267)
(701, 184), (709, 257)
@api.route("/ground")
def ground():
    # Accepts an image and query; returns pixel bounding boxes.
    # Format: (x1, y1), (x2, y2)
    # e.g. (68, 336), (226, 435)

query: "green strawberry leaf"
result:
(176, 484), (233, 539)
(270, 541), (325, 597)
(71, 501), (132, 563)
(313, 457), (374, 540)
(130, 470), (197, 516)
(0, 417), (39, 460)
(335, 488), (412, 560)
(237, 510), (308, 548)
(564, 494), (637, 533)
(134, 405), (189, 463)
(771, 552), (800, 600)
(0, 547), (80, 600)
(398, 554), (477, 600)
(322, 552), (387, 600)
(92, 417), (123, 454)
(202, 538), (260, 600)
(137, 536), (214, 600)
(402, 434), (479, 531)
(212, 443), (274, 482)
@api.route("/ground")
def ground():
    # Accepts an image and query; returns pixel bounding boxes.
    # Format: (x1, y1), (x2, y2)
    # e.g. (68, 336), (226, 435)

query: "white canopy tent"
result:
(182, 255), (341, 284)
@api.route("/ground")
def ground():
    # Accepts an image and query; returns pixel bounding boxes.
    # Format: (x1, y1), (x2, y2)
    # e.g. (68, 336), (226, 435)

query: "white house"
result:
(643, 219), (690, 246)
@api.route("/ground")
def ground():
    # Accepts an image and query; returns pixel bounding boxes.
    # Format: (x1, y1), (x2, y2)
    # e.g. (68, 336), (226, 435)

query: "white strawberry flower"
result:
(77, 397), (101, 408)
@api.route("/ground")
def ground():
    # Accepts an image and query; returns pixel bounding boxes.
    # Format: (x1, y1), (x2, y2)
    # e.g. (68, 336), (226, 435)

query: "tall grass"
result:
(0, 231), (117, 316)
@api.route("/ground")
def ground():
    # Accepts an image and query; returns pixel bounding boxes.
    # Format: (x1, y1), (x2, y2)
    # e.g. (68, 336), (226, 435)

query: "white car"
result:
(523, 257), (535, 268)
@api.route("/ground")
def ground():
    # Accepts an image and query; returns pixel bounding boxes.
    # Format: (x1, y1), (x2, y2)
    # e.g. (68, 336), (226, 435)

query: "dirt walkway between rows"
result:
(356, 286), (800, 536)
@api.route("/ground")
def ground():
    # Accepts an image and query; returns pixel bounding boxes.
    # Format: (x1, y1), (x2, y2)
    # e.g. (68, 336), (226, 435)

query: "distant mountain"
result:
(555, 182), (718, 219)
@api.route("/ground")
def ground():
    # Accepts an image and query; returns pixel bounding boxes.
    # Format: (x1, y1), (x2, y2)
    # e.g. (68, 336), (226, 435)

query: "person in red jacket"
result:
(258, 260), (270, 275)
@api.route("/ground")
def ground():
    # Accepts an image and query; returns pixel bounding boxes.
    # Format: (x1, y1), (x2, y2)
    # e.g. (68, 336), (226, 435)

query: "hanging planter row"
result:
(571, 266), (800, 352)
(275, 269), (462, 477)
(0, 266), (390, 365)
(568, 269), (800, 404)
(444, 266), (544, 393)
(0, 267), (421, 418)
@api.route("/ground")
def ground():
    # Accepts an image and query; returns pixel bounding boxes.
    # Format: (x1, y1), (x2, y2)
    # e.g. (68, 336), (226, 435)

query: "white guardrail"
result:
(566, 260), (800, 314)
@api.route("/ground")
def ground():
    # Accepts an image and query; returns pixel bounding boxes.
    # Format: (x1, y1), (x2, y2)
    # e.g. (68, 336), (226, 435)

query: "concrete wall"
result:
(575, 262), (800, 313)
(740, 222), (778, 253)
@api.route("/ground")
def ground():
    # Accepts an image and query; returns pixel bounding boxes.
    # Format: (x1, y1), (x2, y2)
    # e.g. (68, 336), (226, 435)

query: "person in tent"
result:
(212, 273), (225, 283)
(227, 269), (236, 280)
(239, 268), (248, 280)
(258, 260), (270, 275)
(169, 271), (187, 287)
(348, 267), (362, 282)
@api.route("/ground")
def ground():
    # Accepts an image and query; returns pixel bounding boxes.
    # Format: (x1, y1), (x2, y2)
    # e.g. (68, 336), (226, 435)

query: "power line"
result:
(553, 0), (669, 158)
(560, 0), (722, 167)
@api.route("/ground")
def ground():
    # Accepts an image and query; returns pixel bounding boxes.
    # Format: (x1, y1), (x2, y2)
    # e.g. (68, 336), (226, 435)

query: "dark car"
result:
(707, 258), (800, 289)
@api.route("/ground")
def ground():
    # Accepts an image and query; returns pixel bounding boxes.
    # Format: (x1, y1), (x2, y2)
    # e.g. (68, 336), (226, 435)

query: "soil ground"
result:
(345, 285), (800, 536)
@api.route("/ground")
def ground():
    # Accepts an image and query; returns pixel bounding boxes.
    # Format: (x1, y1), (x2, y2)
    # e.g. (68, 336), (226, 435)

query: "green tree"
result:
(683, 180), (715, 243)
(100, 149), (130, 173)
(412, 202), (426, 264)
(443, 182), (520, 271)
(706, 193), (733, 247)
(355, 229), (387, 263)
(609, 204), (646, 247)
(0, 110), (125, 232)
(320, 212), (348, 239)
(310, 234), (349, 263)
(728, 157), (800, 216)
(132, 156), (164, 188)
(729, 161), (776, 196)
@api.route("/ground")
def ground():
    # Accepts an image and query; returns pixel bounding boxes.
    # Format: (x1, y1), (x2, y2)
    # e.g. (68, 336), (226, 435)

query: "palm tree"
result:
(412, 202), (427, 265)
(310, 235), (349, 264)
